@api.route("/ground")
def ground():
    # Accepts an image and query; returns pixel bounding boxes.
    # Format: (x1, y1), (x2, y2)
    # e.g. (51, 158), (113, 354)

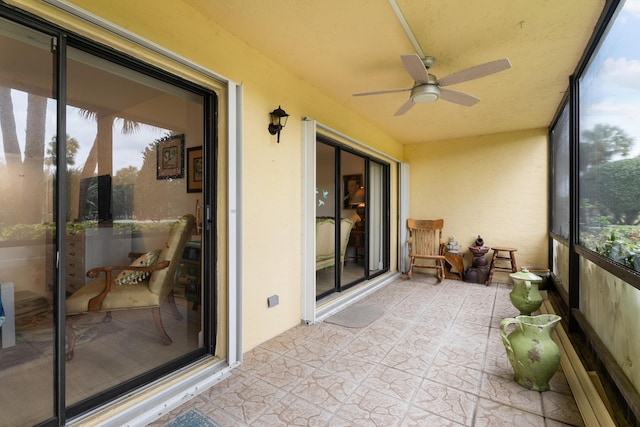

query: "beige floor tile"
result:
(340, 335), (395, 362)
(380, 345), (436, 377)
(474, 397), (546, 427)
(335, 385), (408, 426)
(251, 355), (316, 391)
(542, 390), (585, 426)
(321, 352), (377, 383)
(357, 323), (405, 345)
(482, 348), (514, 379)
(479, 372), (543, 415)
(412, 378), (478, 426)
(433, 342), (486, 371)
(152, 277), (587, 427)
(401, 405), (465, 426)
(284, 339), (339, 367)
(199, 371), (257, 400)
(249, 393), (334, 426)
(207, 376), (286, 423)
(307, 322), (360, 349)
(544, 418), (579, 427)
(237, 346), (281, 372)
(547, 368), (573, 396)
(290, 367), (358, 412)
(425, 359), (484, 394)
(407, 319), (449, 340)
(260, 324), (312, 354)
(362, 364), (423, 401)
(202, 408), (248, 426)
(396, 327), (444, 354)
(392, 296), (430, 318)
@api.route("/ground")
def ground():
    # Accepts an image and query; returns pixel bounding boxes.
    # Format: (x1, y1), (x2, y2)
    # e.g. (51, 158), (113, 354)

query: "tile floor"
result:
(149, 275), (584, 426)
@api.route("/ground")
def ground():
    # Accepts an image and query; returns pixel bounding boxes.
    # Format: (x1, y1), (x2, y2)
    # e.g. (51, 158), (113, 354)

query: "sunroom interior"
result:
(1, 0), (640, 425)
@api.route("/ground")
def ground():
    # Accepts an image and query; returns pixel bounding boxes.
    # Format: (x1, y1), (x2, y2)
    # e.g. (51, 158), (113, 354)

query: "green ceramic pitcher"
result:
(500, 314), (561, 391)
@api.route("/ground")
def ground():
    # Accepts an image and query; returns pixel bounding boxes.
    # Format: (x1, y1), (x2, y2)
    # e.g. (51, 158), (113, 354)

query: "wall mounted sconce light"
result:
(268, 105), (289, 143)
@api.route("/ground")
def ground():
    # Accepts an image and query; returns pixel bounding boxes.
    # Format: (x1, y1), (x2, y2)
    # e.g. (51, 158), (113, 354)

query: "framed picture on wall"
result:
(187, 146), (203, 193)
(343, 173), (363, 209)
(156, 134), (185, 180)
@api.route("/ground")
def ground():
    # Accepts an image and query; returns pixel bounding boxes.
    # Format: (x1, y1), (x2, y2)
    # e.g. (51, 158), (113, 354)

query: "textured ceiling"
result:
(183, 0), (605, 144)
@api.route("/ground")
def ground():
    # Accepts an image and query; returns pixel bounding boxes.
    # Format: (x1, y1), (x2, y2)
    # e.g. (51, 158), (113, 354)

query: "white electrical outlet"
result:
(267, 295), (279, 307)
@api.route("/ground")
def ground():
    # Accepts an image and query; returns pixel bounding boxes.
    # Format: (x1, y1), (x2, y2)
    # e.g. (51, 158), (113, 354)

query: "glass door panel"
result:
(0, 19), (56, 426)
(368, 161), (385, 275)
(316, 141), (372, 300)
(65, 47), (205, 405)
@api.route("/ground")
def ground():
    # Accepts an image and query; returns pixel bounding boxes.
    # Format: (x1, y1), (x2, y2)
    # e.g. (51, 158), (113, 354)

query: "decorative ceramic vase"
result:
(509, 268), (544, 315)
(500, 314), (562, 391)
(522, 266), (551, 290)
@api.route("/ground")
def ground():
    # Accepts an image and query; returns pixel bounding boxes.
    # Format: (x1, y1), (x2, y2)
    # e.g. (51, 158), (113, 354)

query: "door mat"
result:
(324, 304), (384, 328)
(163, 408), (221, 427)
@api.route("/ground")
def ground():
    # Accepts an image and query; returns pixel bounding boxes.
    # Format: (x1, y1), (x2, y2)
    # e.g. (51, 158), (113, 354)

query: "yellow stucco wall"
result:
(403, 128), (549, 276)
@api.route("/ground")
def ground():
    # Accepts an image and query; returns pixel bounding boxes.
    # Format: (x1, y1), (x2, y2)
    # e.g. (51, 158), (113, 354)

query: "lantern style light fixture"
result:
(268, 105), (289, 143)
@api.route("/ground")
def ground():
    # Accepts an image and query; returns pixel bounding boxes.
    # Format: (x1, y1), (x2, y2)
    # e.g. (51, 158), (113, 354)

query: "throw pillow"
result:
(114, 249), (162, 285)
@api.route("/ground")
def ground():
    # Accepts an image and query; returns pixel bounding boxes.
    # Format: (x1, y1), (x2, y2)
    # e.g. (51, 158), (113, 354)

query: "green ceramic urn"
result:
(509, 268), (544, 315)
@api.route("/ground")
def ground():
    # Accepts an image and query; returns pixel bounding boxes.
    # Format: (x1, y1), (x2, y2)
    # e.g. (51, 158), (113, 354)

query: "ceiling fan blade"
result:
(440, 88), (480, 106)
(394, 98), (415, 116)
(437, 58), (511, 87)
(353, 87), (412, 97)
(401, 54), (430, 84)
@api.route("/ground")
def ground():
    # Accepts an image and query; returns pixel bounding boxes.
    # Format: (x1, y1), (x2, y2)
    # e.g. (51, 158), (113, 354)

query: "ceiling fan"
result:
(353, 54), (511, 116)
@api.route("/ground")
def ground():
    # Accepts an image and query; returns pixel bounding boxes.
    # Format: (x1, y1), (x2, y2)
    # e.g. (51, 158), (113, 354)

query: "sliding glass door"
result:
(315, 138), (389, 300)
(0, 10), (217, 424)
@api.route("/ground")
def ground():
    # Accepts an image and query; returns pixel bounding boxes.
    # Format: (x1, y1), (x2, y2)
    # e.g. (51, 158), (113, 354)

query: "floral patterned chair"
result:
(316, 218), (354, 272)
(65, 214), (195, 360)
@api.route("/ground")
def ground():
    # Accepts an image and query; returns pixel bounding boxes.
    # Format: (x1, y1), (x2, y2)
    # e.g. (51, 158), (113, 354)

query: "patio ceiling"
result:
(183, 0), (604, 144)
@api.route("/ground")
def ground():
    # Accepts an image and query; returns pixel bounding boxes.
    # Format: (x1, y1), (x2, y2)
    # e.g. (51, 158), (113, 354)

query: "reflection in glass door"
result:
(340, 151), (366, 287)
(0, 18), (57, 426)
(315, 142), (336, 298)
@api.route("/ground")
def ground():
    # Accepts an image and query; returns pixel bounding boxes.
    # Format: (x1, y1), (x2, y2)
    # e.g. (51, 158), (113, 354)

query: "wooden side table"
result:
(444, 252), (465, 280)
(347, 229), (365, 262)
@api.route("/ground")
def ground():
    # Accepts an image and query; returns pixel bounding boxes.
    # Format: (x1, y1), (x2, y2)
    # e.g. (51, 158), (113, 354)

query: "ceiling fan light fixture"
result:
(411, 85), (440, 103)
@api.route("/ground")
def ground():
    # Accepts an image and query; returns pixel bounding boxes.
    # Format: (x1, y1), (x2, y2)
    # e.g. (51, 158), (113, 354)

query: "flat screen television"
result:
(77, 174), (112, 223)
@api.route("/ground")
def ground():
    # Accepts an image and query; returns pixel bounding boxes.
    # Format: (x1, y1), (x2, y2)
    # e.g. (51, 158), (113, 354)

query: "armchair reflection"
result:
(65, 214), (195, 360)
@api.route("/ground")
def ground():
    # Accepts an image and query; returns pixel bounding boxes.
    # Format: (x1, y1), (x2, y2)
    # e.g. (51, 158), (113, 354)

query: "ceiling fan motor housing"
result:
(411, 83), (440, 103)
